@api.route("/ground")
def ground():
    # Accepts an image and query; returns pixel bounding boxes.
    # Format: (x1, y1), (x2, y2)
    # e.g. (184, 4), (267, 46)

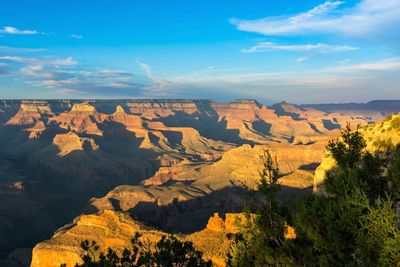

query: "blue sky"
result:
(0, 0), (399, 104)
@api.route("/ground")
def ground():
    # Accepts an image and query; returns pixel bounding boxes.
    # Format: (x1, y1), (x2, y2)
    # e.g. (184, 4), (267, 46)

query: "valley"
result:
(0, 99), (398, 266)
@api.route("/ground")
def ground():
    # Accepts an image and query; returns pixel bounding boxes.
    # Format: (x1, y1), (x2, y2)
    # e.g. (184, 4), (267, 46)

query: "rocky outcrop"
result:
(206, 212), (248, 233)
(5, 101), (53, 126)
(30, 210), (164, 267)
(50, 102), (104, 136)
(30, 210), (246, 267)
(53, 131), (99, 156)
(25, 121), (47, 139)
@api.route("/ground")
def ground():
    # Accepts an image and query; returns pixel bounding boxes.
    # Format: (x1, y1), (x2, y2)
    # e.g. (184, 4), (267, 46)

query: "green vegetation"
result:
(230, 125), (400, 266)
(391, 117), (400, 130)
(228, 150), (293, 266)
(65, 233), (211, 267)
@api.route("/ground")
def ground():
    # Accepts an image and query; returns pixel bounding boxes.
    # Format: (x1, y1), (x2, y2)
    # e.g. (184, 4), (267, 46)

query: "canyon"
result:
(0, 99), (398, 267)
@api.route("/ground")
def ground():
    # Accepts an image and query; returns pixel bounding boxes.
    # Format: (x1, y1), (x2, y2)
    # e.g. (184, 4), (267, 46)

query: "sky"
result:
(0, 0), (399, 104)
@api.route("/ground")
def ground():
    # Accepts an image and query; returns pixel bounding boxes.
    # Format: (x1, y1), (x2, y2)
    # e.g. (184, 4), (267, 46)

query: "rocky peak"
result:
(53, 131), (99, 156)
(5, 101), (53, 125)
(206, 212), (247, 233)
(114, 105), (126, 114)
(70, 102), (97, 113)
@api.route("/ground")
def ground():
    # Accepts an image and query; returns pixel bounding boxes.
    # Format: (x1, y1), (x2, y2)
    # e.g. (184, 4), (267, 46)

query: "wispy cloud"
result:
(0, 56), (77, 66)
(21, 64), (152, 97)
(295, 57), (309, 62)
(230, 0), (400, 38)
(70, 34), (83, 39)
(136, 60), (169, 90)
(0, 45), (46, 53)
(0, 26), (38, 35)
(0, 54), (166, 97)
(325, 58), (400, 72)
(243, 42), (358, 53)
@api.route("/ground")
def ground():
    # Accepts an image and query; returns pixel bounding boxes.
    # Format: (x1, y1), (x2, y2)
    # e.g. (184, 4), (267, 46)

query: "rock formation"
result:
(30, 210), (246, 267)
(0, 99), (398, 264)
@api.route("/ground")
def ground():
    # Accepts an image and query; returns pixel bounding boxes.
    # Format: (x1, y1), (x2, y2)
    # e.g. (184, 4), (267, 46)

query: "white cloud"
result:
(0, 56), (77, 66)
(243, 42), (358, 53)
(1, 54), (158, 97)
(48, 57), (77, 66)
(231, 0), (400, 38)
(0, 26), (38, 35)
(325, 58), (400, 72)
(295, 57), (309, 62)
(338, 59), (351, 64)
(70, 34), (83, 39)
(136, 60), (169, 90)
(0, 46), (46, 52)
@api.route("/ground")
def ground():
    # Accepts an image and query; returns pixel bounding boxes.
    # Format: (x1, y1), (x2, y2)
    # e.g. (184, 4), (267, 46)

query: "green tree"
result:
(229, 150), (293, 266)
(294, 125), (400, 266)
(230, 125), (400, 266)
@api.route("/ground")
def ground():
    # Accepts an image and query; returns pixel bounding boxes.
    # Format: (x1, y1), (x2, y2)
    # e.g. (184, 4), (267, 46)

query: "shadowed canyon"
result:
(0, 99), (399, 266)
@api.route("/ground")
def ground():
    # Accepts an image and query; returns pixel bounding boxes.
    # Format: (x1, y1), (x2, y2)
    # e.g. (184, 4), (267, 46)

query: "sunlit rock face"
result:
(313, 114), (400, 194)
(0, 99), (398, 263)
(53, 131), (99, 156)
(30, 210), (242, 267)
(30, 210), (164, 267)
(5, 101), (53, 126)
(50, 102), (104, 136)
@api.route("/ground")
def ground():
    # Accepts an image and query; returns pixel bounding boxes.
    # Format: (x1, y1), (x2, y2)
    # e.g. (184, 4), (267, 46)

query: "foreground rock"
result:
(31, 210), (248, 267)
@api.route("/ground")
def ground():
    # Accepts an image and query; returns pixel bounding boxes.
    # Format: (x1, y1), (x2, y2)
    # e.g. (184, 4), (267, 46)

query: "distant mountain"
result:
(300, 100), (400, 121)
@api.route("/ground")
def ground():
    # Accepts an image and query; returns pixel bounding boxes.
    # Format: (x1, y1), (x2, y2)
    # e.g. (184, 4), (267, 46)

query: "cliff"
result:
(30, 210), (248, 267)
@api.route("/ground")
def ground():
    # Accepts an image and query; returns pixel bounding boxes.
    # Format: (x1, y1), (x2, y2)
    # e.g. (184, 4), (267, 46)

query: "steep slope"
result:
(87, 142), (324, 233)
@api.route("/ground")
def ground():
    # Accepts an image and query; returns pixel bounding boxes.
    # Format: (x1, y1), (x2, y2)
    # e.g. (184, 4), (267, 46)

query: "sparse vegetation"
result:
(228, 150), (293, 266)
(66, 233), (211, 267)
(229, 125), (400, 266)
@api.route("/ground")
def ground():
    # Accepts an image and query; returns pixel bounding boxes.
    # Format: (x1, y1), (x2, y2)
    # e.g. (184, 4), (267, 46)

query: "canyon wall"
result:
(0, 99), (398, 265)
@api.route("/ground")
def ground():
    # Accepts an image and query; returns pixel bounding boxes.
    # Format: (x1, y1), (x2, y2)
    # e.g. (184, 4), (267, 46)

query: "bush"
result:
(230, 124), (400, 266)
(390, 117), (400, 130)
(67, 233), (211, 267)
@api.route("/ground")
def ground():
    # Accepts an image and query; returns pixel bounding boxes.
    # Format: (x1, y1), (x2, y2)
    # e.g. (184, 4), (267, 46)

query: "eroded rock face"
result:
(86, 142), (322, 234)
(31, 210), (164, 267)
(50, 103), (104, 136)
(6, 101), (53, 126)
(0, 99), (397, 261)
(53, 132), (99, 156)
(206, 212), (248, 233)
(30, 210), (242, 267)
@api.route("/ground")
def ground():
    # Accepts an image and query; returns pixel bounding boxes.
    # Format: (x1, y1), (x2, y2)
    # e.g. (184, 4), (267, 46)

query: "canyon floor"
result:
(0, 99), (398, 267)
